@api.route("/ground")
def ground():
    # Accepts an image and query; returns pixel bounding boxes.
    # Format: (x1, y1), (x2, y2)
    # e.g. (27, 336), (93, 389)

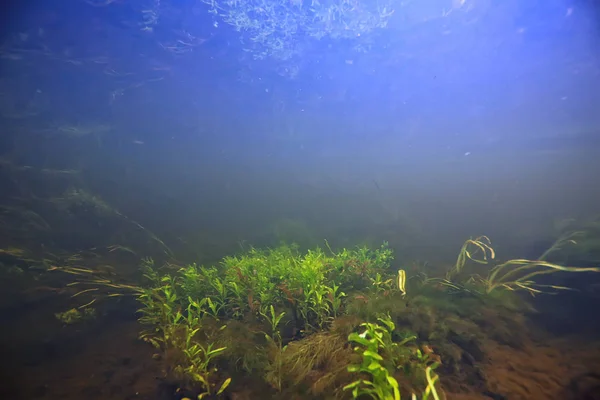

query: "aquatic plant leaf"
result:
(386, 376), (401, 400)
(397, 269), (407, 296)
(348, 365), (361, 373)
(192, 373), (208, 385)
(342, 380), (362, 390)
(377, 315), (395, 332)
(363, 350), (383, 361)
(367, 360), (381, 371)
(207, 346), (227, 357)
(423, 366), (441, 400)
(348, 332), (371, 347)
(216, 377), (232, 395)
(397, 336), (417, 346)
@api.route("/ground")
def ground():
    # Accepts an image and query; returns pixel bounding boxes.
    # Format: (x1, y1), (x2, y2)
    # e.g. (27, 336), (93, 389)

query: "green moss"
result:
(55, 307), (96, 325)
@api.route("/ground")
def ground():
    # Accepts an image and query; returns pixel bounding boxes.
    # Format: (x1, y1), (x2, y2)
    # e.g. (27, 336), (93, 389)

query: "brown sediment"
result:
(5, 319), (162, 400)
(444, 336), (600, 400)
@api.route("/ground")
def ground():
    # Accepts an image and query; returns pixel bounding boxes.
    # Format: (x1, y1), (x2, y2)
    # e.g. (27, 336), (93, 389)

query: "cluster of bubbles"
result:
(201, 0), (396, 61)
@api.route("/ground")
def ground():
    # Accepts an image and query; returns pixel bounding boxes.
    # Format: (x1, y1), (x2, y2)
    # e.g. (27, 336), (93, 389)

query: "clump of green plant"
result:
(344, 316), (442, 400)
(178, 299), (231, 398)
(178, 242), (393, 332)
(260, 304), (287, 392)
(344, 318), (403, 399)
(128, 242), (396, 397)
(135, 261), (231, 397)
(136, 266), (182, 351)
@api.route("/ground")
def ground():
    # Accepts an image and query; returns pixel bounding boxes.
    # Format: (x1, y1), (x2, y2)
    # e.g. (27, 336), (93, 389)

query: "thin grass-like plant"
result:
(538, 230), (585, 261)
(446, 236), (495, 281)
(477, 259), (600, 295)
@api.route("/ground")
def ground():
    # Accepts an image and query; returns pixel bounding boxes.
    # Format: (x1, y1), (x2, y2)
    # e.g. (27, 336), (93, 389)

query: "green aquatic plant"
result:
(137, 274), (183, 350)
(225, 280), (247, 319)
(136, 269), (231, 396)
(326, 282), (346, 318)
(370, 272), (394, 295)
(405, 345), (442, 392)
(180, 265), (221, 302)
(539, 230), (585, 261)
(260, 304), (287, 392)
(202, 296), (225, 320)
(294, 248), (332, 331)
(216, 242), (392, 330)
(222, 245), (300, 316)
(474, 258), (600, 295)
(441, 235), (600, 296)
(176, 324), (230, 398)
(535, 216), (600, 264)
(343, 316), (442, 400)
(343, 318), (402, 400)
(422, 367), (441, 400)
(446, 236), (495, 281)
(330, 243), (393, 289)
(397, 269), (407, 297)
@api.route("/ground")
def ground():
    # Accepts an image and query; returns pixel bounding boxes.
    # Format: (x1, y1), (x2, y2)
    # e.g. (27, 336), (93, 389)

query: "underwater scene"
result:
(1, 0), (600, 399)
